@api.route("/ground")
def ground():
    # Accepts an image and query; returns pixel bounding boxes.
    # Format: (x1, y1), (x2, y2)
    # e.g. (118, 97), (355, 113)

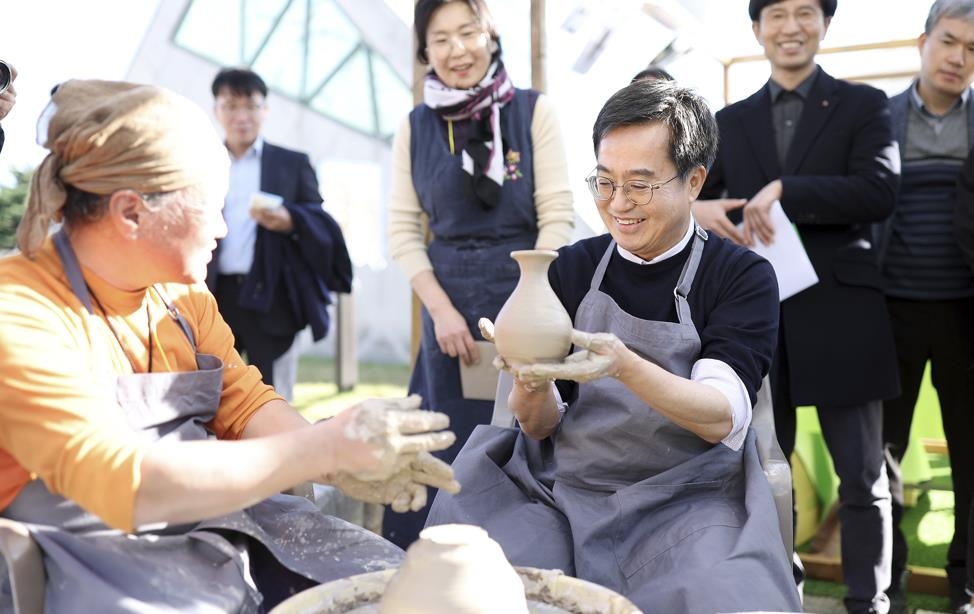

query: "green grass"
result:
(798, 363), (956, 612)
(905, 455), (954, 569)
(292, 356), (410, 422)
(802, 457), (955, 612)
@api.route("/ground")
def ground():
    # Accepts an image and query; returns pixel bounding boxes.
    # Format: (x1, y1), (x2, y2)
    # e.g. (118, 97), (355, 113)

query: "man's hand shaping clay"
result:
(512, 329), (628, 385)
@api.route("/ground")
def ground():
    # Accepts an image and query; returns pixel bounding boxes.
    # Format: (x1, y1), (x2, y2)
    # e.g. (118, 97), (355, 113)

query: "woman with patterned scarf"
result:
(386, 0), (574, 548)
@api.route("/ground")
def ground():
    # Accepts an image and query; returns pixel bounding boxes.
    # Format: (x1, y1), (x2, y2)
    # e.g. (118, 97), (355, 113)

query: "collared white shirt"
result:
(217, 137), (263, 275)
(611, 216), (753, 450)
(909, 79), (969, 136)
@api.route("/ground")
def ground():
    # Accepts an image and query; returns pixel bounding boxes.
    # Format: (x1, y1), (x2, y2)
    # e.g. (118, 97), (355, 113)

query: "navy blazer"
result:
(206, 142), (352, 341)
(701, 68), (900, 407)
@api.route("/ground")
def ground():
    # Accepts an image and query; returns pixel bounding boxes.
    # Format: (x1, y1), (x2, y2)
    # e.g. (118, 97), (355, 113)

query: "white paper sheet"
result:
(736, 200), (818, 301)
(459, 341), (500, 401)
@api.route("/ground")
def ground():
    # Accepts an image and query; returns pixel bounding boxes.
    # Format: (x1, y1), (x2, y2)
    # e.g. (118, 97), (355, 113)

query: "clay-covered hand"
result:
(329, 395), (456, 482)
(481, 317), (564, 391)
(478, 317), (496, 343)
(477, 317), (518, 375)
(332, 451), (461, 512)
(513, 329), (629, 384)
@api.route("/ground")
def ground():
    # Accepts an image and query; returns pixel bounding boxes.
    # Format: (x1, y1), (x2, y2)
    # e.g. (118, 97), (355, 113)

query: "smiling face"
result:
(918, 16), (974, 105)
(752, 0), (829, 79)
(426, 1), (494, 89)
(594, 122), (704, 261)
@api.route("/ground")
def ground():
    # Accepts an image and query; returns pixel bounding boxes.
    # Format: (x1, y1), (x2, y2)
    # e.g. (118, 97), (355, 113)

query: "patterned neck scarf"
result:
(423, 58), (515, 209)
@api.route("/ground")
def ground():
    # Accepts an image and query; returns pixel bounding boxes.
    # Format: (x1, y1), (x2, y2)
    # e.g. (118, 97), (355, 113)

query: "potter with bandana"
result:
(0, 79), (459, 612)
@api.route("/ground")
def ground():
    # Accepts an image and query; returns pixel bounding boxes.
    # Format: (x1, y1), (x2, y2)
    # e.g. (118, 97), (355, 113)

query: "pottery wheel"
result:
(270, 567), (643, 614)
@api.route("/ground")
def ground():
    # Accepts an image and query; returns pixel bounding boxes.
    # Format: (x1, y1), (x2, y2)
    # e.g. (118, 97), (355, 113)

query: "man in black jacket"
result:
(695, 1), (900, 612)
(207, 68), (351, 400)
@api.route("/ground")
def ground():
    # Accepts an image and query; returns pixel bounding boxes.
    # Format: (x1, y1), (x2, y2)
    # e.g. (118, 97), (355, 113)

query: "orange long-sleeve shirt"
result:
(0, 237), (280, 532)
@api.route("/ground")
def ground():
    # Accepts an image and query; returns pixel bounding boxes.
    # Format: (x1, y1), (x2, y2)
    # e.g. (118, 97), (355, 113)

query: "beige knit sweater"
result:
(387, 94), (574, 281)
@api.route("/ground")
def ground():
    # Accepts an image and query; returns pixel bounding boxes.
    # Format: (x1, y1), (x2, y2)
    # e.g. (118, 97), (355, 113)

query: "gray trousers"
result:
(817, 400), (893, 614)
(271, 339), (299, 403)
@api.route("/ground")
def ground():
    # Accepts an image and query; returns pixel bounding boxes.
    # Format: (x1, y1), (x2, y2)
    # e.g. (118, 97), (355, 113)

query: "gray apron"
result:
(0, 230), (402, 613)
(429, 230), (801, 613)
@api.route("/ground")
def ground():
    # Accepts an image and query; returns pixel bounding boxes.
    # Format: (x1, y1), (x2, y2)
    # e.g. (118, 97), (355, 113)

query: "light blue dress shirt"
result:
(218, 137), (263, 275)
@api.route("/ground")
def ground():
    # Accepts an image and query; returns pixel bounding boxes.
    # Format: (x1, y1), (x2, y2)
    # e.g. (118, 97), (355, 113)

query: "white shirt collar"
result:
(616, 216), (695, 265)
(910, 79), (969, 116)
(228, 136), (264, 161)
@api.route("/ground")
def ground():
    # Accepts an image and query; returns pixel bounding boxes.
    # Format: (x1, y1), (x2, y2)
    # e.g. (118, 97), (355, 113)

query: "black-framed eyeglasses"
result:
(585, 173), (679, 206)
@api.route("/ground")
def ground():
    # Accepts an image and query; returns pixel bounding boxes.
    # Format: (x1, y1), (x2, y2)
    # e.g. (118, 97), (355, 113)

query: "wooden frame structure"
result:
(721, 37), (918, 104)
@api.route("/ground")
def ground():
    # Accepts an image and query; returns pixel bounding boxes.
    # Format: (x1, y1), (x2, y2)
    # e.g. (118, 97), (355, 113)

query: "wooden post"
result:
(410, 23), (427, 366)
(531, 0), (547, 92)
(335, 293), (358, 392)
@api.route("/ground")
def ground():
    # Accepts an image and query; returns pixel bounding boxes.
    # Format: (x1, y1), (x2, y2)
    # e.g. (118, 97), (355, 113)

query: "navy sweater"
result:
(549, 232), (779, 407)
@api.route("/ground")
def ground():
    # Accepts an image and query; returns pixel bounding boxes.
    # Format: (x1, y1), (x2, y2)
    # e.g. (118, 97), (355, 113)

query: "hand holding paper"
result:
(736, 200), (818, 301)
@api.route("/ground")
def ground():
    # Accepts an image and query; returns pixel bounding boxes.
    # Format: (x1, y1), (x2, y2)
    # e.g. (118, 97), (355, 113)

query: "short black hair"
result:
(630, 65), (675, 84)
(592, 80), (718, 181)
(748, 0), (837, 21)
(414, 0), (501, 65)
(211, 67), (268, 98)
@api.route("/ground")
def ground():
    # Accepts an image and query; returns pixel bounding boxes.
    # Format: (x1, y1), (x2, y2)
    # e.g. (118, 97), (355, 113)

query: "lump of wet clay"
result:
(379, 524), (529, 614)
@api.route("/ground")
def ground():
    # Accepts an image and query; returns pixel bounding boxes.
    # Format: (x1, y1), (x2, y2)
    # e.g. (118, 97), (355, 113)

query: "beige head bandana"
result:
(17, 79), (228, 257)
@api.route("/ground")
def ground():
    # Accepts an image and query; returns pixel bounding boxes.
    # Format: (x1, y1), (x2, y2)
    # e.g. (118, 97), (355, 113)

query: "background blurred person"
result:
(208, 67), (351, 402)
(877, 2), (974, 611)
(385, 0), (574, 548)
(695, 1), (900, 612)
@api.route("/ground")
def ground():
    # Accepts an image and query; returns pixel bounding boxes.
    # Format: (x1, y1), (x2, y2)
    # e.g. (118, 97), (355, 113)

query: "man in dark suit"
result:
(695, 1), (900, 613)
(207, 68), (351, 400)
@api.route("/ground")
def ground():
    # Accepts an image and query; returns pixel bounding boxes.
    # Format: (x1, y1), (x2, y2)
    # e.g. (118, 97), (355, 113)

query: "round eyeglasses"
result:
(585, 174), (679, 206)
(426, 28), (489, 58)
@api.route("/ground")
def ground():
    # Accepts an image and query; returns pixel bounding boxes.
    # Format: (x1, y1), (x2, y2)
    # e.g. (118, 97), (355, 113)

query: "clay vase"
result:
(378, 524), (528, 614)
(492, 249), (572, 366)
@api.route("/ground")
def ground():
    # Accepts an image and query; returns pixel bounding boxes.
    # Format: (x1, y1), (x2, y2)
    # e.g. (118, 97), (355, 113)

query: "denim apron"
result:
(0, 230), (402, 613)
(429, 230), (801, 613)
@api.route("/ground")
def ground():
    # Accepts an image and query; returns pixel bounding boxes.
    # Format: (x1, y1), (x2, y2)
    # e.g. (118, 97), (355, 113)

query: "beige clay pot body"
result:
(379, 524), (528, 614)
(492, 250), (572, 365)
